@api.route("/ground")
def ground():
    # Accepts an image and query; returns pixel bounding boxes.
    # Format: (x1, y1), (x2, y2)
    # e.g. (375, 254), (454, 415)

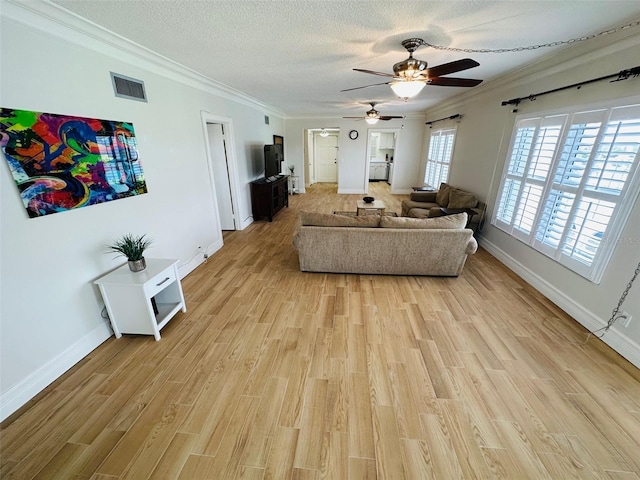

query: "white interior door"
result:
(315, 134), (338, 182)
(207, 123), (235, 230)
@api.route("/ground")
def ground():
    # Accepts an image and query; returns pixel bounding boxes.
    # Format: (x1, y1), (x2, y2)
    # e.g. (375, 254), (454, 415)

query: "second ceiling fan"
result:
(343, 102), (404, 124)
(342, 38), (483, 97)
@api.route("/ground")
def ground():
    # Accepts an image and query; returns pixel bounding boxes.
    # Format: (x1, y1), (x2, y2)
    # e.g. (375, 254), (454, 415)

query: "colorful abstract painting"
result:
(0, 108), (147, 218)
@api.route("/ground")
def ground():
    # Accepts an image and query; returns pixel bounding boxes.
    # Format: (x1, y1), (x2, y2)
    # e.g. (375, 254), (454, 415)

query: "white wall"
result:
(424, 26), (640, 367)
(0, 1), (284, 420)
(285, 117), (425, 194)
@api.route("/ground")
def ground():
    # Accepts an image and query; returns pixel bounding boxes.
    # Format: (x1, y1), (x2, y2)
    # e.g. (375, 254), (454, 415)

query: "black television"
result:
(264, 144), (282, 179)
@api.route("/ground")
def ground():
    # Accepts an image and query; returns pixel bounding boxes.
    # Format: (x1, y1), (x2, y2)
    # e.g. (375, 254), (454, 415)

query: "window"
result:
(424, 126), (456, 187)
(493, 99), (640, 283)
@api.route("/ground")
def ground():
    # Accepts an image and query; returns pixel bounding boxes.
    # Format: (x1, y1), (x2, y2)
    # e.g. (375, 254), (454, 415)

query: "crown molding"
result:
(426, 24), (640, 115)
(0, 0), (286, 117)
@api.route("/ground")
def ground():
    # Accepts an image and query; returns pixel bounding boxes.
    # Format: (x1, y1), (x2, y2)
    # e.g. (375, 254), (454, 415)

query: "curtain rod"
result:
(501, 66), (640, 107)
(425, 114), (461, 126)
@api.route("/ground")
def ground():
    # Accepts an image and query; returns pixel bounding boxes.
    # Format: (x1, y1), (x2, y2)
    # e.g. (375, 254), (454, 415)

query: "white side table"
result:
(289, 175), (299, 194)
(94, 258), (186, 341)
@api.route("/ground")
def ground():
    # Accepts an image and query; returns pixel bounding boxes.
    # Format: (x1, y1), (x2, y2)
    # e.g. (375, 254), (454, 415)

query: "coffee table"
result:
(357, 199), (386, 216)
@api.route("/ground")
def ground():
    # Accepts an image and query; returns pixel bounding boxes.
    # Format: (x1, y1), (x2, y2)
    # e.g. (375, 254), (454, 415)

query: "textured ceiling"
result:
(50, 0), (640, 119)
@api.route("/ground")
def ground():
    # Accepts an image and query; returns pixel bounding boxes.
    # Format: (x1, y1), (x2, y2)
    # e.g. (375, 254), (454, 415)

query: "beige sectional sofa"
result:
(401, 182), (485, 232)
(293, 211), (477, 276)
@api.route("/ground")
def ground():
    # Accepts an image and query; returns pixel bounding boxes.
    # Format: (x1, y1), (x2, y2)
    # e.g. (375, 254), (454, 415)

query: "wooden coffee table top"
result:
(357, 200), (385, 210)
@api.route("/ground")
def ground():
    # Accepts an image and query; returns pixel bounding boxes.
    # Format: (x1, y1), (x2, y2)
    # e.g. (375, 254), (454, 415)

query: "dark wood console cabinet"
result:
(250, 175), (289, 221)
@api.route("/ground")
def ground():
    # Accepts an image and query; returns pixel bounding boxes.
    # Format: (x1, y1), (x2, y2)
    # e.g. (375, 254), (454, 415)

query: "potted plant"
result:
(107, 233), (153, 272)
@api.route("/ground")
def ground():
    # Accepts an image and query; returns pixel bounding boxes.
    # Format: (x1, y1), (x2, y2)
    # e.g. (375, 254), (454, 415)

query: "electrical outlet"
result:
(619, 311), (633, 328)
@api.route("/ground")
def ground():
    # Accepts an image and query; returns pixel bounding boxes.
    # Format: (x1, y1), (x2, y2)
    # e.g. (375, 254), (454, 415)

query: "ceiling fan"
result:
(343, 102), (404, 124)
(342, 38), (483, 97)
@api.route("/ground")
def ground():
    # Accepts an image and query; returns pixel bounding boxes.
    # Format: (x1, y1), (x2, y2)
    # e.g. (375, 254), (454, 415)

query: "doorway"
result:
(307, 129), (339, 185)
(366, 128), (399, 192)
(202, 113), (240, 231)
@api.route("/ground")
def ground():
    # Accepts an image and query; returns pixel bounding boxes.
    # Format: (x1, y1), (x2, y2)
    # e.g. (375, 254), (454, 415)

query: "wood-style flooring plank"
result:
(263, 426), (299, 480)
(293, 378), (329, 470)
(2, 182), (640, 479)
(371, 405), (406, 480)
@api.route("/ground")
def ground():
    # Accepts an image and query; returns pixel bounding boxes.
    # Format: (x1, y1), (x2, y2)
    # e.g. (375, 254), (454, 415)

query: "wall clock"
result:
(349, 129), (359, 140)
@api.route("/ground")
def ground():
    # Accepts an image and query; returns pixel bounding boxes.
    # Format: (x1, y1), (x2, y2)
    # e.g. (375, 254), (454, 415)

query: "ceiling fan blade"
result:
(427, 77), (483, 87)
(379, 116), (404, 120)
(426, 58), (480, 78)
(343, 116), (365, 119)
(353, 68), (396, 78)
(340, 81), (390, 92)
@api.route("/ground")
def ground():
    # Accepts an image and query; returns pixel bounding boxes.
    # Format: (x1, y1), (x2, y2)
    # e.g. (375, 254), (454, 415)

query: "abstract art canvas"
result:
(0, 108), (147, 218)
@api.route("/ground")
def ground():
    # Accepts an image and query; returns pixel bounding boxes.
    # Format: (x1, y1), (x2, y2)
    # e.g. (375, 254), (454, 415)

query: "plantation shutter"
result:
(493, 99), (640, 283)
(495, 116), (566, 242)
(424, 127), (456, 187)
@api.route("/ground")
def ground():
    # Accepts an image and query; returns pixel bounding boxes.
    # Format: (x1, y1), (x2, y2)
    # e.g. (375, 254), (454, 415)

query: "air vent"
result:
(264, 115), (270, 125)
(110, 72), (147, 102)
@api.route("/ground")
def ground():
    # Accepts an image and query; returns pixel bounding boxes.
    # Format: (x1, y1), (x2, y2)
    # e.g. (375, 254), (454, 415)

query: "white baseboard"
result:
(208, 238), (224, 254)
(0, 322), (113, 422)
(338, 188), (366, 194)
(178, 238), (226, 278)
(239, 216), (254, 230)
(480, 238), (640, 369)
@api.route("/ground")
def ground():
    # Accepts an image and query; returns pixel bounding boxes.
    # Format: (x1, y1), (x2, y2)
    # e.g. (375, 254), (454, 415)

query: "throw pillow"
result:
(380, 212), (467, 229)
(435, 182), (451, 206)
(299, 211), (380, 227)
(448, 189), (478, 209)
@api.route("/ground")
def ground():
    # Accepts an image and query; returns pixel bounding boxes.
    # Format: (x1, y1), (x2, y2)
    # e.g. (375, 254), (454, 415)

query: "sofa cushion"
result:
(407, 208), (430, 218)
(299, 211), (380, 227)
(380, 212), (467, 229)
(436, 182), (451, 206)
(409, 191), (437, 202)
(448, 189), (478, 209)
(401, 199), (438, 217)
(428, 206), (447, 217)
(407, 207), (447, 218)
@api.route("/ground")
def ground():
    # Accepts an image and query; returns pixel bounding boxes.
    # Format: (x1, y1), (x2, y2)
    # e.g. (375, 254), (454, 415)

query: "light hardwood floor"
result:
(2, 182), (640, 479)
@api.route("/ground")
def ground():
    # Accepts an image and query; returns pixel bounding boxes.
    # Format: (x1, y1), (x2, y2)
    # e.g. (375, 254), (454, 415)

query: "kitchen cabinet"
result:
(369, 135), (379, 158)
(379, 132), (395, 149)
(369, 162), (388, 180)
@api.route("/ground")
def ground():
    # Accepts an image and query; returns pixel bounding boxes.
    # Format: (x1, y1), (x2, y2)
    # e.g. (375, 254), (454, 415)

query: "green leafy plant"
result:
(106, 234), (153, 261)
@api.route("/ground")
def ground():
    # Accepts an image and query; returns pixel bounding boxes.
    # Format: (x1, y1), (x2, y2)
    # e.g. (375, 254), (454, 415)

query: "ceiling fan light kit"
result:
(343, 102), (404, 123)
(390, 80), (426, 98)
(343, 37), (483, 102)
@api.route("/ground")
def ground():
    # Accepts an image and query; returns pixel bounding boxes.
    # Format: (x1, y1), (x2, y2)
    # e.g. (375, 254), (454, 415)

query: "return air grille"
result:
(110, 72), (147, 102)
